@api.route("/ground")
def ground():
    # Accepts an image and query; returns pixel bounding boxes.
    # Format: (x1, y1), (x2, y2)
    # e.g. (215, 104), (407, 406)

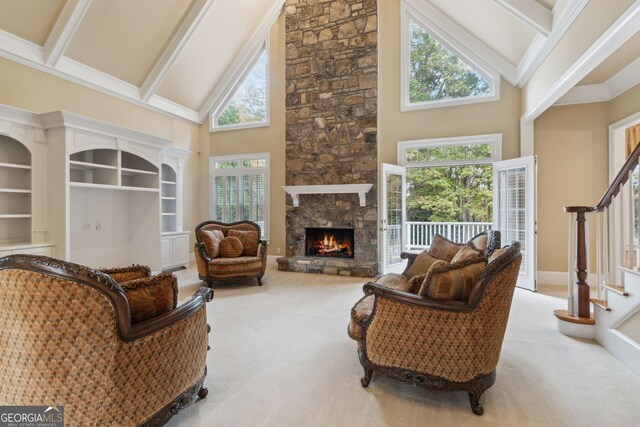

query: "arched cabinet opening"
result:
(0, 135), (32, 245)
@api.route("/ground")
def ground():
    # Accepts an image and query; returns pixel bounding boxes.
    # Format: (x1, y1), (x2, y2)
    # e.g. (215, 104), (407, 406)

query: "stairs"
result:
(593, 267), (640, 375)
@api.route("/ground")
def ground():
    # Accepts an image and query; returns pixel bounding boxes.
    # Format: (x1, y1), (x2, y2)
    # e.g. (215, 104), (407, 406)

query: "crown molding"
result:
(141, 0), (215, 102)
(555, 56), (640, 105)
(523, 2), (640, 121)
(0, 30), (200, 124)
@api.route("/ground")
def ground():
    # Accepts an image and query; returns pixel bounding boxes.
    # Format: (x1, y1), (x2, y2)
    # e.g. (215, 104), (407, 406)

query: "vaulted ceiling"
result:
(0, 0), (637, 124)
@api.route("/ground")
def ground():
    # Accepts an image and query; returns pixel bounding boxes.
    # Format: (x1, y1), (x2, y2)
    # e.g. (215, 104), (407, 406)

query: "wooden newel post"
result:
(565, 206), (592, 318)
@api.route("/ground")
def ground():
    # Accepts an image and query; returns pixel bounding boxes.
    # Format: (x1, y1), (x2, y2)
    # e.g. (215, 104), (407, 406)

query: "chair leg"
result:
(468, 391), (484, 415)
(257, 276), (263, 286)
(198, 386), (208, 399)
(361, 368), (373, 387)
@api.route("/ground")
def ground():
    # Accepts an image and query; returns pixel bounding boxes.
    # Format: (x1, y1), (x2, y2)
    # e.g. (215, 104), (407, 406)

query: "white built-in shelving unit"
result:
(0, 106), (191, 269)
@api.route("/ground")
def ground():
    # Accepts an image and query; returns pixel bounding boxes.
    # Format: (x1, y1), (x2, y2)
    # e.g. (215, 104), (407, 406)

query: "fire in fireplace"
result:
(305, 228), (354, 258)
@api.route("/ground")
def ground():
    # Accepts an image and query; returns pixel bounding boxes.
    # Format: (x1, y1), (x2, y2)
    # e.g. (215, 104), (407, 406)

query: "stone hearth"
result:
(277, 0), (378, 277)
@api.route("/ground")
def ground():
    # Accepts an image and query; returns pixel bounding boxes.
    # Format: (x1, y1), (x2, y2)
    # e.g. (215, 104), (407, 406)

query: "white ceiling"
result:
(0, 0), (634, 123)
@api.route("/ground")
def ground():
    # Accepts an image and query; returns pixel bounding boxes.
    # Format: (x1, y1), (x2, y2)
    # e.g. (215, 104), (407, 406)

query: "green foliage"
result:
(408, 19), (490, 104)
(406, 144), (493, 222)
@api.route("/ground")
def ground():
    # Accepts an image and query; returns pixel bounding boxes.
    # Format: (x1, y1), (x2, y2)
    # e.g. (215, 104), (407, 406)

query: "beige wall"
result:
(534, 103), (610, 272)
(0, 56), (203, 249)
(378, 0), (522, 166)
(208, 14), (286, 255)
(523, 0), (634, 117)
(609, 83), (640, 124)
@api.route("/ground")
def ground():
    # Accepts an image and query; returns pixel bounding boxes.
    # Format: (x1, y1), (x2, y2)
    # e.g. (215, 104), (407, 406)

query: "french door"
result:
(493, 156), (537, 291)
(380, 163), (406, 273)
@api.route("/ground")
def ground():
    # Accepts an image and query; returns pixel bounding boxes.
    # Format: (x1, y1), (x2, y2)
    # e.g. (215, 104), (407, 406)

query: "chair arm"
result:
(363, 281), (472, 312)
(258, 240), (268, 257)
(122, 287), (213, 341)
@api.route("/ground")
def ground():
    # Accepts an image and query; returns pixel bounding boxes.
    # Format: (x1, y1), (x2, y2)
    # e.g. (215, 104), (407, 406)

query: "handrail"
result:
(595, 139), (640, 211)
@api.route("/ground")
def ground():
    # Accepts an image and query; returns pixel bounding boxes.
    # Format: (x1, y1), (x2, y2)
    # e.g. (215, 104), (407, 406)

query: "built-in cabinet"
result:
(0, 106), (190, 271)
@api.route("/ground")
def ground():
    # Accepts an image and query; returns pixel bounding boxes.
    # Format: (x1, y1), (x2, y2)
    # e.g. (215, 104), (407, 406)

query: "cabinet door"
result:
(161, 237), (173, 269)
(172, 234), (190, 267)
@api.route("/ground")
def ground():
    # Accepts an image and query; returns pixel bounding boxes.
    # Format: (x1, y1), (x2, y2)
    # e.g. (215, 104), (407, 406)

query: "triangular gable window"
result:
(213, 48), (268, 130)
(403, 11), (499, 110)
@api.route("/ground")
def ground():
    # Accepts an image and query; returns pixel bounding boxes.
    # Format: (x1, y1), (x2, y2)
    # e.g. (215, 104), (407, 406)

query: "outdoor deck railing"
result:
(406, 221), (492, 249)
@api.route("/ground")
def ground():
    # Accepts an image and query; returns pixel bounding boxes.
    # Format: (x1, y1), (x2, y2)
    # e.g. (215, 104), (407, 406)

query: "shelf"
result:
(161, 180), (176, 185)
(121, 167), (158, 176)
(282, 184), (374, 207)
(69, 160), (118, 171)
(162, 213), (176, 216)
(0, 188), (31, 193)
(161, 197), (176, 200)
(70, 182), (159, 193)
(0, 162), (31, 170)
(0, 214), (31, 218)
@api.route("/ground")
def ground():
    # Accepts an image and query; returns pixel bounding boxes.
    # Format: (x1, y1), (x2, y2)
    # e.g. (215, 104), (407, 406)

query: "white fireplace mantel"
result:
(282, 184), (374, 207)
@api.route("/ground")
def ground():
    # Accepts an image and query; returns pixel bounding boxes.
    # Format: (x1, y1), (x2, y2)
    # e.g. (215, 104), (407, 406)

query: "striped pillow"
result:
(450, 243), (485, 264)
(427, 234), (464, 261)
(418, 259), (487, 301)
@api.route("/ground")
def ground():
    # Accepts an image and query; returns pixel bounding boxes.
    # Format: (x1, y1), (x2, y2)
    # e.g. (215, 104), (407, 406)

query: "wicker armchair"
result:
(194, 220), (267, 287)
(0, 255), (213, 427)
(350, 242), (521, 415)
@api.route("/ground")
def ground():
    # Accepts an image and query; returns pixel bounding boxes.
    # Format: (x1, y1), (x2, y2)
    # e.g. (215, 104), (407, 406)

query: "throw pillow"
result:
(120, 273), (178, 324)
(427, 234), (464, 261)
(201, 229), (224, 258)
(405, 251), (439, 279)
(228, 229), (259, 256)
(418, 259), (487, 301)
(99, 264), (151, 283)
(488, 247), (507, 264)
(469, 233), (488, 252)
(450, 243), (485, 264)
(219, 236), (244, 258)
(408, 273), (428, 294)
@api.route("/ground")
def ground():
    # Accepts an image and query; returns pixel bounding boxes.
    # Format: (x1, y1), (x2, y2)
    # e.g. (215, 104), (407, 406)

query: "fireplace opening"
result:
(305, 228), (354, 258)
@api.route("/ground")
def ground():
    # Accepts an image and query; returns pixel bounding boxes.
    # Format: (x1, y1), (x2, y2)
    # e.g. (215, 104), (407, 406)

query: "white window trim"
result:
(210, 39), (270, 132)
(400, 3), (501, 112)
(209, 152), (270, 240)
(397, 134), (503, 168)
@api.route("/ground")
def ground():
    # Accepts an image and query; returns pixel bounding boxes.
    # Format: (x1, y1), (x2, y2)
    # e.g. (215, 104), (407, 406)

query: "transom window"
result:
(210, 153), (269, 239)
(401, 7), (500, 110)
(212, 46), (269, 131)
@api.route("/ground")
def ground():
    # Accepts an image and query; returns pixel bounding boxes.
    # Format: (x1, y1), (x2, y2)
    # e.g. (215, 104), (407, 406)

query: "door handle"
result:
(380, 227), (388, 232)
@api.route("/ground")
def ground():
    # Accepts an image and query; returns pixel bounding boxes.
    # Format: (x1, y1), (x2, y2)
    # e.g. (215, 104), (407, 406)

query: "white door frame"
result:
(379, 163), (407, 274)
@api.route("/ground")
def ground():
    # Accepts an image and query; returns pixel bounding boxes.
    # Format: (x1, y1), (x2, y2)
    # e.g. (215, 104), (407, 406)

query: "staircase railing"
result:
(563, 141), (640, 321)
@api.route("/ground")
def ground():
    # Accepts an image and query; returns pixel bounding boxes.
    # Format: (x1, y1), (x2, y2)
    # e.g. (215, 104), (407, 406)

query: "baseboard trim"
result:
(538, 271), (598, 286)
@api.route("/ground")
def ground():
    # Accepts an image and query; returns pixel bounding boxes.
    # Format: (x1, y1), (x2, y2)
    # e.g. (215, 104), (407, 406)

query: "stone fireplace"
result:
(276, 0), (379, 277)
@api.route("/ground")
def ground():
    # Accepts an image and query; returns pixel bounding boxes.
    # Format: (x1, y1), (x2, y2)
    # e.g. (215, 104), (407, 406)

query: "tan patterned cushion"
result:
(418, 260), (486, 301)
(488, 247), (507, 264)
(469, 233), (488, 252)
(228, 229), (259, 256)
(120, 273), (178, 324)
(208, 256), (263, 277)
(99, 264), (150, 283)
(376, 273), (412, 292)
(201, 229), (224, 258)
(348, 295), (374, 341)
(405, 251), (439, 279)
(427, 234), (464, 261)
(408, 274), (428, 294)
(219, 236), (243, 258)
(450, 243), (485, 263)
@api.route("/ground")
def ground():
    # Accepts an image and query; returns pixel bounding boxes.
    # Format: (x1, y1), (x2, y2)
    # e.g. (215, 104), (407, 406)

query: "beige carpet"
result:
(166, 258), (640, 427)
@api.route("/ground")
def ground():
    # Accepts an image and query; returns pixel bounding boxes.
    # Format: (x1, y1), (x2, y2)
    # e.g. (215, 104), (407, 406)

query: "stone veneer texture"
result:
(284, 0), (378, 270)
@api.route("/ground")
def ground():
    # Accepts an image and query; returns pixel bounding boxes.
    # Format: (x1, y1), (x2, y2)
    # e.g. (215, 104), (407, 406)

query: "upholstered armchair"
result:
(0, 255), (213, 427)
(349, 241), (521, 415)
(194, 220), (267, 287)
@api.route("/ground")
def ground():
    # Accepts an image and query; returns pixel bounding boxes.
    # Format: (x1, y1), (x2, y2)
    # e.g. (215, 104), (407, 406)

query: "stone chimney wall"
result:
(283, 0), (378, 271)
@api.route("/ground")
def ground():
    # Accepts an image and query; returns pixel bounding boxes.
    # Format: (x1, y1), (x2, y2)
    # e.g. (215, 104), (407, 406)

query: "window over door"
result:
(210, 154), (269, 239)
